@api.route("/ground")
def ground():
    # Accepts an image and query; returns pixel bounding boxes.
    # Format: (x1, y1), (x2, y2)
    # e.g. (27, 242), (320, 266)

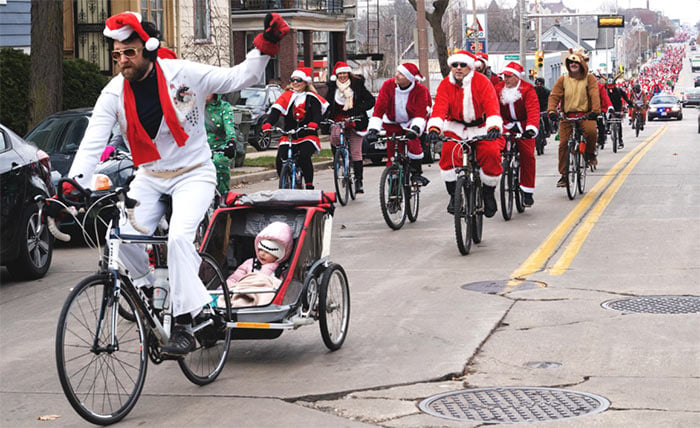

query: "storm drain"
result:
(419, 387), (610, 423)
(601, 295), (700, 314)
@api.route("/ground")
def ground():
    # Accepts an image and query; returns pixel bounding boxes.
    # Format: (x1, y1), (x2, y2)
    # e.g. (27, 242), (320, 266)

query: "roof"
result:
(542, 25), (595, 51)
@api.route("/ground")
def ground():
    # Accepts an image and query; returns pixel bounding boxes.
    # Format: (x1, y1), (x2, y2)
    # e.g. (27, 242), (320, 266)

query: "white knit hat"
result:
(258, 239), (286, 260)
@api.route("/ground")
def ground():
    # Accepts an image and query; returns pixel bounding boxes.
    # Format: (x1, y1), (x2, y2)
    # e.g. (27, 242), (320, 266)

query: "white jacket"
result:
(69, 49), (269, 187)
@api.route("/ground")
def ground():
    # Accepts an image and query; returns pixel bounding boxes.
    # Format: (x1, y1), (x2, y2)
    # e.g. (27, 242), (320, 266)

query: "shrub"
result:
(0, 48), (109, 135)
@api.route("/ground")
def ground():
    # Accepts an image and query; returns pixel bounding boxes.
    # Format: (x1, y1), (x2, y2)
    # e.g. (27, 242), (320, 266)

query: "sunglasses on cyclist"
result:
(289, 78), (305, 83)
(111, 47), (142, 60)
(451, 62), (469, 68)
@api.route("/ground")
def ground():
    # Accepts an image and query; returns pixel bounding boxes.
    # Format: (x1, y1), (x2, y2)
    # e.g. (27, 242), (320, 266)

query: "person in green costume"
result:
(205, 93), (237, 195)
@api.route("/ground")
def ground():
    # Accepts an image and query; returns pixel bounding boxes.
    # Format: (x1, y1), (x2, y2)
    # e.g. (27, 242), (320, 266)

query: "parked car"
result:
(681, 87), (700, 107)
(0, 123), (56, 280)
(697, 111), (700, 134)
(647, 95), (683, 121)
(226, 84), (285, 151)
(694, 75), (700, 87)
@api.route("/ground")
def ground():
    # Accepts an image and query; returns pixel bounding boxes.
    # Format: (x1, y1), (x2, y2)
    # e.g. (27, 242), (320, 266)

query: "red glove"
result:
(261, 123), (272, 132)
(253, 13), (290, 56)
(100, 145), (116, 162)
(307, 122), (318, 129)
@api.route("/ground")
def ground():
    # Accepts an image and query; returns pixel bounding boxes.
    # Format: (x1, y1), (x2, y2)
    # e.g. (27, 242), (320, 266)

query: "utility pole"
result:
(394, 14), (399, 70)
(416, 0), (430, 92)
(519, 0), (526, 70)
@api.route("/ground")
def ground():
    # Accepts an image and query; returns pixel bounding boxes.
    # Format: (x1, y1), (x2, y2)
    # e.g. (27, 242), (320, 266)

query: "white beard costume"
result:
(500, 83), (523, 105)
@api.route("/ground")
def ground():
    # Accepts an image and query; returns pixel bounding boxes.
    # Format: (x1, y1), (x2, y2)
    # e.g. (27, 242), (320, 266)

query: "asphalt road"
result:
(2, 79), (700, 427)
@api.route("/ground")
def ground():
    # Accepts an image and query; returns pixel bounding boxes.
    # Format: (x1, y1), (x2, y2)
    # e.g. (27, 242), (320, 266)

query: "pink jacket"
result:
(226, 221), (293, 288)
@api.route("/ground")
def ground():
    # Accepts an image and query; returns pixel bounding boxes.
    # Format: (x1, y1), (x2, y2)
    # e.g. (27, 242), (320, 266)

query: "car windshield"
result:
(25, 115), (89, 153)
(650, 96), (677, 104)
(238, 89), (266, 107)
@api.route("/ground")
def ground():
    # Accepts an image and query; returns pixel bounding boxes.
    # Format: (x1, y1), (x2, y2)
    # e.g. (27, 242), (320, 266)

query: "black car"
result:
(227, 84), (285, 151)
(695, 76), (700, 87)
(0, 123), (56, 280)
(647, 95), (683, 121)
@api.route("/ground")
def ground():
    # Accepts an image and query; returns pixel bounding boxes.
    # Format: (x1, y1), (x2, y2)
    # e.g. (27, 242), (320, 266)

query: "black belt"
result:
(455, 114), (486, 128)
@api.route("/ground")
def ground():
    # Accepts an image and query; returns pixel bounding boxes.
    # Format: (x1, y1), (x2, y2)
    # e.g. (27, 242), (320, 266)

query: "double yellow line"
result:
(509, 126), (668, 283)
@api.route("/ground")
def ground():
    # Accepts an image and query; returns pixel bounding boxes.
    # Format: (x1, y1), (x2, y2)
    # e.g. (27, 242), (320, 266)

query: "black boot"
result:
(353, 161), (364, 193)
(445, 181), (456, 214)
(410, 159), (430, 186)
(483, 185), (497, 218)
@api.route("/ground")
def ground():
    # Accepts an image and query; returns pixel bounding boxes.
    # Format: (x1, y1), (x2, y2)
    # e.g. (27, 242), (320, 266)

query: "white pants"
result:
(118, 163), (216, 317)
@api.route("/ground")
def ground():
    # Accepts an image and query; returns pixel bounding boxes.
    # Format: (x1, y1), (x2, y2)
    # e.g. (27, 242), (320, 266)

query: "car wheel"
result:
(251, 116), (273, 151)
(7, 204), (53, 280)
(678, 115), (683, 120)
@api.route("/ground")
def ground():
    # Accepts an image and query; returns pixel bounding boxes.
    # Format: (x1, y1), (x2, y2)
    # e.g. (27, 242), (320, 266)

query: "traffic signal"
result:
(535, 50), (544, 68)
(598, 15), (625, 28)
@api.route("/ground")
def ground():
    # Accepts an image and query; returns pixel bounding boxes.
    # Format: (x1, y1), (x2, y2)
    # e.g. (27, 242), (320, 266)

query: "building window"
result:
(194, 0), (211, 42)
(141, 0), (164, 34)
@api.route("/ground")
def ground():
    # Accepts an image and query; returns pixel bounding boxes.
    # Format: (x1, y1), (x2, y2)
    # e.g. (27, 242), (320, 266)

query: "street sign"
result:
(598, 15), (624, 28)
(505, 54), (519, 60)
(466, 40), (487, 54)
(462, 13), (488, 52)
(600, 63), (606, 67)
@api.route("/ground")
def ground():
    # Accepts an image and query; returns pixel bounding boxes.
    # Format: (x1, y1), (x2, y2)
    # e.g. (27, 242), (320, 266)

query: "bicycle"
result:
(608, 111), (623, 153)
(536, 112), (548, 155)
(265, 126), (313, 190)
(45, 177), (232, 425)
(631, 106), (645, 138)
(321, 116), (362, 206)
(375, 132), (421, 230)
(441, 135), (490, 255)
(560, 115), (588, 200)
(500, 131), (526, 221)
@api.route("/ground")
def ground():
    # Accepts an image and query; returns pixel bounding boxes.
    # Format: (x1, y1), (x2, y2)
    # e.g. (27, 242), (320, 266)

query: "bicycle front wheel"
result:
(612, 123), (619, 153)
(454, 176), (472, 255)
(566, 143), (577, 200)
(577, 149), (587, 194)
(379, 165), (406, 230)
(279, 163), (294, 189)
(56, 274), (147, 425)
(635, 115), (641, 137)
(178, 254), (232, 385)
(406, 183), (420, 223)
(500, 157), (514, 221)
(472, 178), (484, 244)
(333, 150), (349, 206)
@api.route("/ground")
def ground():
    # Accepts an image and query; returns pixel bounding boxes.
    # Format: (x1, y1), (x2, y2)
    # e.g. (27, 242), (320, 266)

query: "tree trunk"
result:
(28, 0), (63, 130)
(408, 0), (451, 78)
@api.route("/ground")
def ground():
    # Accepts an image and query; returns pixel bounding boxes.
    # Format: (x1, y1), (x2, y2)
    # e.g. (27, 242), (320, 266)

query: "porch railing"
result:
(231, 0), (344, 14)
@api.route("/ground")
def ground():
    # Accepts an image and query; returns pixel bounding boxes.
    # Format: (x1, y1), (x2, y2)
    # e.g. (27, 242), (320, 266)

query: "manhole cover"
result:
(419, 387), (610, 423)
(601, 295), (700, 314)
(462, 280), (541, 294)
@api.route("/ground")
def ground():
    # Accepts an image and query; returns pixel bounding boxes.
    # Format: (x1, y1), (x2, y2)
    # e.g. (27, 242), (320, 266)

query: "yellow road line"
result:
(549, 126), (668, 274)
(508, 127), (667, 284)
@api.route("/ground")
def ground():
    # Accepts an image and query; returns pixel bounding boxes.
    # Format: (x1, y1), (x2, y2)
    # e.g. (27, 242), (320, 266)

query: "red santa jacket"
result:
(494, 79), (540, 136)
(597, 82), (613, 111)
(427, 71), (503, 139)
(368, 78), (432, 134)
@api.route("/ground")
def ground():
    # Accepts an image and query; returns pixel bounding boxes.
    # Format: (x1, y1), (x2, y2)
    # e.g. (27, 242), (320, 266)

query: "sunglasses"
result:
(111, 47), (142, 60)
(290, 78), (304, 83)
(451, 62), (468, 68)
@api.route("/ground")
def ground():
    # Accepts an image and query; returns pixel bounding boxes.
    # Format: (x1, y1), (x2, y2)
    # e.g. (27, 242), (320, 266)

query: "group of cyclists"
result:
(63, 9), (687, 358)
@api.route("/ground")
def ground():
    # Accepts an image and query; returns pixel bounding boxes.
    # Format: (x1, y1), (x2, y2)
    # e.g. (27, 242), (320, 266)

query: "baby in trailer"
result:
(221, 221), (293, 308)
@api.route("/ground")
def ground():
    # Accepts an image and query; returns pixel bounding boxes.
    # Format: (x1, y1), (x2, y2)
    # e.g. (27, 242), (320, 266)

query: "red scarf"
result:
(123, 61), (189, 166)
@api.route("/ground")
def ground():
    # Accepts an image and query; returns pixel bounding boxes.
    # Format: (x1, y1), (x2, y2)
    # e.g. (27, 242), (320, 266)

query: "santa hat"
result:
(258, 239), (286, 261)
(475, 52), (489, 65)
(291, 67), (313, 83)
(446, 50), (476, 68)
(104, 11), (160, 51)
(330, 61), (352, 81)
(501, 61), (524, 77)
(397, 62), (425, 82)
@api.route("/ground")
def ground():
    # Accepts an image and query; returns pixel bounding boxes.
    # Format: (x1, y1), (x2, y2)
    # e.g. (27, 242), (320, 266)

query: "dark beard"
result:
(122, 61), (152, 82)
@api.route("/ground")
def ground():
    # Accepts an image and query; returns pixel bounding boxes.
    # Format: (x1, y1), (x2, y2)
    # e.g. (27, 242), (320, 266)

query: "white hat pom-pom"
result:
(145, 37), (160, 51)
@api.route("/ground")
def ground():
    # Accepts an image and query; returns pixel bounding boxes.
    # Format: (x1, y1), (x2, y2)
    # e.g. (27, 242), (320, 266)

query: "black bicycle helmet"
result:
(535, 77), (545, 85)
(633, 84), (641, 92)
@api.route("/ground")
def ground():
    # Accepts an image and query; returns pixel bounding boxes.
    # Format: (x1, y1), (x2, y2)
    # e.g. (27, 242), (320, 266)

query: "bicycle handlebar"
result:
(263, 126), (314, 137)
(321, 116), (363, 127)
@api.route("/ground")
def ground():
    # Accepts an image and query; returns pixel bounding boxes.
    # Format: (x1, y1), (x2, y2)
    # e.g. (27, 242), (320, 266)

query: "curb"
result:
(230, 160), (333, 186)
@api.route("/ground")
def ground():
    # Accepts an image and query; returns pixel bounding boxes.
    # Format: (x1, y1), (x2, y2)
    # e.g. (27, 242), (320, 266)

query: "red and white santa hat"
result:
(330, 61), (352, 81)
(501, 61), (524, 78)
(103, 11), (160, 51)
(475, 52), (489, 65)
(447, 50), (477, 68)
(397, 62), (425, 82)
(291, 67), (313, 83)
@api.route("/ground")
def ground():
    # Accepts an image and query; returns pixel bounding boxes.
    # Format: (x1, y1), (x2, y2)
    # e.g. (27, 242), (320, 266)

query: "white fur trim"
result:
(335, 66), (351, 74)
(441, 168), (458, 182)
(426, 117), (444, 132)
(520, 185), (535, 193)
(330, 75), (337, 81)
(502, 67), (522, 77)
(480, 169), (500, 187)
(291, 70), (312, 82)
(461, 71), (476, 122)
(409, 117), (426, 134)
(368, 116), (383, 131)
(447, 53), (475, 68)
(407, 151), (424, 160)
(485, 115), (503, 131)
(397, 64), (424, 82)
(526, 124), (538, 137)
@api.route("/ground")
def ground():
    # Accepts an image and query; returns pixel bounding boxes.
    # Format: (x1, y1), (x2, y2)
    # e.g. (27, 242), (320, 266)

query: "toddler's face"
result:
(257, 248), (278, 264)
